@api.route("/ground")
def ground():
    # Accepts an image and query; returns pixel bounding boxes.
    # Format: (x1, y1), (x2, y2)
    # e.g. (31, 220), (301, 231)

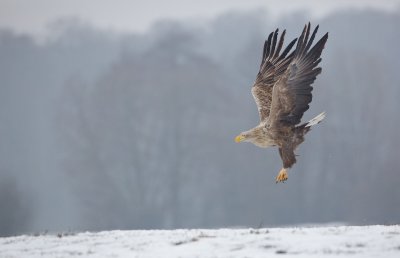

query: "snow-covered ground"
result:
(1, 225), (399, 257)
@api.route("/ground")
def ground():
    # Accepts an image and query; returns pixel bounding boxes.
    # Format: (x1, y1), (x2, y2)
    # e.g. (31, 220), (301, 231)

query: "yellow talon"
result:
(276, 168), (288, 183)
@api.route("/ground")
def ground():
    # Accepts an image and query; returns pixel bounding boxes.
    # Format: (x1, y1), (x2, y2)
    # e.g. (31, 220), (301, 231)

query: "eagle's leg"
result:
(276, 146), (295, 183)
(275, 168), (288, 183)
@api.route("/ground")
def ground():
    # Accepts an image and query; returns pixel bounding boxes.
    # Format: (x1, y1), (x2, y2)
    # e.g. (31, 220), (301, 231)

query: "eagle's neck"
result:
(248, 125), (276, 148)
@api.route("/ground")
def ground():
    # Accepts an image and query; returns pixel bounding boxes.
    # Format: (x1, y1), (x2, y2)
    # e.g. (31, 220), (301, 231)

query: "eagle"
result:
(235, 23), (328, 183)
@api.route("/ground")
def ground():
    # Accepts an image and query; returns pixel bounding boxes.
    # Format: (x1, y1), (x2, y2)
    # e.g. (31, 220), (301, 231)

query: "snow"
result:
(1, 225), (399, 257)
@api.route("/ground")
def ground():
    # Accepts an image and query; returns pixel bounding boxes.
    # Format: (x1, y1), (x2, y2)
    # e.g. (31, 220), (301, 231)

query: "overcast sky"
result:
(0, 0), (399, 38)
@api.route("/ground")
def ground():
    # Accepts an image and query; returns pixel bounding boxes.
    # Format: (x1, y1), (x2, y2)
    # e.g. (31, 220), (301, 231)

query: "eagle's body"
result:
(235, 23), (328, 183)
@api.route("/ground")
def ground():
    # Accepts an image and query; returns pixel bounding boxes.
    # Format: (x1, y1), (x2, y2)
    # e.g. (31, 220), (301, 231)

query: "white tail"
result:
(306, 112), (326, 127)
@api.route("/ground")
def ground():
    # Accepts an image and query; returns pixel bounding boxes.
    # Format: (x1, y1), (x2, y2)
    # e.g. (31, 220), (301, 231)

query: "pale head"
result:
(234, 126), (275, 148)
(235, 127), (261, 142)
(234, 130), (255, 143)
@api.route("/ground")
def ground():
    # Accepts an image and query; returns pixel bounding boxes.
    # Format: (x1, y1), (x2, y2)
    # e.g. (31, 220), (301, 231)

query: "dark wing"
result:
(251, 29), (297, 122)
(268, 23), (328, 129)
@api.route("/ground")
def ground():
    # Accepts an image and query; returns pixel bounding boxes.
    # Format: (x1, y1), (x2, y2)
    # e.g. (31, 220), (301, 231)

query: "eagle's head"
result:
(235, 127), (262, 143)
(235, 126), (274, 148)
(234, 132), (251, 143)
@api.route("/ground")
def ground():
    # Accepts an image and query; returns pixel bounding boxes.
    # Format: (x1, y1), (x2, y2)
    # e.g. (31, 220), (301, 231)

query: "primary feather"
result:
(252, 29), (298, 122)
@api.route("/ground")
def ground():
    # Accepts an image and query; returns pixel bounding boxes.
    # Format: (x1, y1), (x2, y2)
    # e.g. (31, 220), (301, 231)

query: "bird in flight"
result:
(235, 23), (328, 183)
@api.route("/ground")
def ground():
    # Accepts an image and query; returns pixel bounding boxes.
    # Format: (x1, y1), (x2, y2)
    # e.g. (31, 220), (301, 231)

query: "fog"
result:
(1, 8), (400, 236)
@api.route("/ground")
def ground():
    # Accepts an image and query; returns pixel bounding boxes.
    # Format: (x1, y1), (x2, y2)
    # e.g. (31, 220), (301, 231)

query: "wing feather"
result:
(270, 29), (279, 58)
(252, 29), (297, 122)
(273, 30), (286, 59)
(269, 23), (328, 128)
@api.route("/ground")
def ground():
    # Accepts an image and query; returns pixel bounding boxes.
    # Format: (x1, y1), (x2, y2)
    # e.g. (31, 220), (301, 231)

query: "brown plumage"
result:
(235, 23), (328, 183)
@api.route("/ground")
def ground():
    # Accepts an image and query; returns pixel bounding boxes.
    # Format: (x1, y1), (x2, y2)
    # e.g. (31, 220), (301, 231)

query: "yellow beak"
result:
(235, 135), (244, 143)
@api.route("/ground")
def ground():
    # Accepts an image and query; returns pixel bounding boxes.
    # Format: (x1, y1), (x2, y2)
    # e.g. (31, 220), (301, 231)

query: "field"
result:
(1, 225), (399, 257)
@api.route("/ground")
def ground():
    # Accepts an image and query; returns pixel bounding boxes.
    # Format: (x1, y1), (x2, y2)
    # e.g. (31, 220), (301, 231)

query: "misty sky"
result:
(1, 0), (400, 236)
(0, 0), (398, 38)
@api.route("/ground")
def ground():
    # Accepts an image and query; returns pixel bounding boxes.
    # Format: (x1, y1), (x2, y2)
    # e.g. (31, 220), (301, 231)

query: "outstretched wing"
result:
(251, 29), (297, 122)
(268, 23), (328, 129)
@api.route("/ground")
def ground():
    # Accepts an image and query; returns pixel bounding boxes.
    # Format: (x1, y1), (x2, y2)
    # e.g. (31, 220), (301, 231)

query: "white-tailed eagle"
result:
(235, 23), (328, 183)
